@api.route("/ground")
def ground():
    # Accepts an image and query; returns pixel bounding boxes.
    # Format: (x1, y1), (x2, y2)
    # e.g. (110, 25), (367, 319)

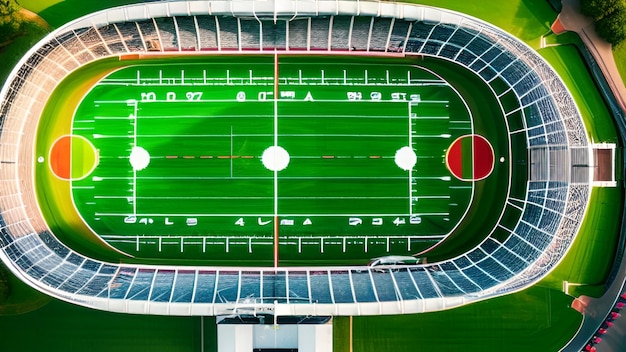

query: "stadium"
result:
(0, 0), (623, 351)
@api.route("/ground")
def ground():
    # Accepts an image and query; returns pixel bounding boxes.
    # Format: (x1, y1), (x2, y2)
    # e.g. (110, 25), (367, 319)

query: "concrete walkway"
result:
(553, 1), (626, 351)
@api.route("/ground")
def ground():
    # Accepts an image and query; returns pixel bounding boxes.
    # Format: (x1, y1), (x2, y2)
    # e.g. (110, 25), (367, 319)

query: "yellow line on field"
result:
(350, 315), (353, 352)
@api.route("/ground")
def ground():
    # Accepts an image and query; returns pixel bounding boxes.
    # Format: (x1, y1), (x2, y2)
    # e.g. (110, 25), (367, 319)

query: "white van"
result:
(368, 255), (420, 268)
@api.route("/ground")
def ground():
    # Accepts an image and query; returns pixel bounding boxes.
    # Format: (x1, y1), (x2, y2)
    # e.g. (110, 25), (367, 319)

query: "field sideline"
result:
(35, 54), (512, 266)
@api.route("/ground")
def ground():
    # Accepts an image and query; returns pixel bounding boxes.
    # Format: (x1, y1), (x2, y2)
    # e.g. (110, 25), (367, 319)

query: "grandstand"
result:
(0, 0), (591, 319)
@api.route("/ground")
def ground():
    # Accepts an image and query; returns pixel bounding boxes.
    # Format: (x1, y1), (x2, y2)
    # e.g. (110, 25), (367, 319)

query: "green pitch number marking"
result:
(67, 56), (474, 261)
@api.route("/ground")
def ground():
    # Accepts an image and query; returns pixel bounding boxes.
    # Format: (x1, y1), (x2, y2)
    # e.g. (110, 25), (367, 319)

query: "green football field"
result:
(35, 55), (504, 263)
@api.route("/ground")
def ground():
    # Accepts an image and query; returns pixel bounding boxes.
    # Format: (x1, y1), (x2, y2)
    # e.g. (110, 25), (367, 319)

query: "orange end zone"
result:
(49, 135), (99, 181)
(49, 136), (71, 180)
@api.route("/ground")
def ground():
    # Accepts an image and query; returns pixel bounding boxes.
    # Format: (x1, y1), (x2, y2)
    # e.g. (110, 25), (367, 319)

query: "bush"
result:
(579, 0), (626, 45)
(596, 8), (626, 44)
(0, 0), (22, 44)
(580, 0), (624, 19)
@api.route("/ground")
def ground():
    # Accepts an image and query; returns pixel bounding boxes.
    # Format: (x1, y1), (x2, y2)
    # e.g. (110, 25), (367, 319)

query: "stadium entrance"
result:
(217, 315), (332, 352)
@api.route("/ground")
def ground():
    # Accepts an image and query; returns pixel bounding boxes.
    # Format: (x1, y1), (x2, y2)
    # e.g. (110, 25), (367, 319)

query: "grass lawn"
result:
(18, 0), (146, 28)
(353, 286), (581, 352)
(541, 187), (624, 297)
(0, 264), (50, 316)
(0, 294), (215, 352)
(614, 41), (626, 83)
(408, 0), (557, 48)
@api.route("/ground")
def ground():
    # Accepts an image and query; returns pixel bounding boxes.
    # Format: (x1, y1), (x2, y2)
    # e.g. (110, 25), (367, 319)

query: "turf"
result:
(0, 265), (50, 316)
(34, 57), (134, 262)
(414, 58), (517, 261)
(541, 187), (624, 297)
(36, 55), (507, 263)
(18, 0), (147, 29)
(614, 41), (626, 83)
(0, 296), (215, 352)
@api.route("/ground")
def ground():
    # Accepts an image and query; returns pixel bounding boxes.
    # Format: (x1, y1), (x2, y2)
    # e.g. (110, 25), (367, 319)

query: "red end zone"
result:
(49, 135), (71, 180)
(445, 134), (495, 181)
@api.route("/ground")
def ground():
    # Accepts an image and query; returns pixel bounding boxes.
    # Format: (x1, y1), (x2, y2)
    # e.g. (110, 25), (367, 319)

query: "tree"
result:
(0, 0), (22, 44)
(596, 8), (626, 44)
(579, 0), (626, 45)
(580, 0), (625, 19)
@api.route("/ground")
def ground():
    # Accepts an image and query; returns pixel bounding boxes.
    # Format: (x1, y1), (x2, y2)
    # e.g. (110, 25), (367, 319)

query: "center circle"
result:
(262, 146), (290, 171)
(394, 146), (418, 171)
(129, 146), (151, 171)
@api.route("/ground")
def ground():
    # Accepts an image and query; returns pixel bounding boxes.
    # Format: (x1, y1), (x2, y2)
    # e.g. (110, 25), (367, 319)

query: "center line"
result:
(273, 52), (279, 268)
(132, 100), (138, 215)
(230, 125), (233, 178)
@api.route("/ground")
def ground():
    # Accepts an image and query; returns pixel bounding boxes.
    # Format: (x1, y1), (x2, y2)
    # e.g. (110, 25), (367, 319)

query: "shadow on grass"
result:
(512, 0), (557, 44)
(0, 263), (50, 316)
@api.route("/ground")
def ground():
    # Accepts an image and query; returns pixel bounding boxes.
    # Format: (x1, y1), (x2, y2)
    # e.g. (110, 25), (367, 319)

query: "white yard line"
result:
(408, 102), (413, 216)
(90, 133), (409, 139)
(94, 195), (412, 200)
(132, 100), (139, 215)
(94, 176), (409, 180)
(94, 212), (449, 217)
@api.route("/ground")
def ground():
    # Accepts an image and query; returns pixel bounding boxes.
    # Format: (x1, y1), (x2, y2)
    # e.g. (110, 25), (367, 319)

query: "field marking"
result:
(94, 114), (405, 120)
(100, 155), (392, 160)
(90, 176), (410, 181)
(76, 62), (473, 253)
(48, 134), (100, 181)
(93, 195), (413, 200)
(230, 126), (234, 178)
(93, 99), (450, 104)
(91, 133), (409, 139)
(350, 316), (353, 352)
(131, 100), (139, 215)
(408, 102), (413, 216)
(274, 52), (279, 268)
(101, 234), (446, 240)
(97, 80), (445, 88)
(94, 212), (450, 217)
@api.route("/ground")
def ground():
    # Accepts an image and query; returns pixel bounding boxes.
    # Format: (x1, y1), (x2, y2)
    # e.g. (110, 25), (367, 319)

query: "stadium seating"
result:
(0, 0), (591, 316)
